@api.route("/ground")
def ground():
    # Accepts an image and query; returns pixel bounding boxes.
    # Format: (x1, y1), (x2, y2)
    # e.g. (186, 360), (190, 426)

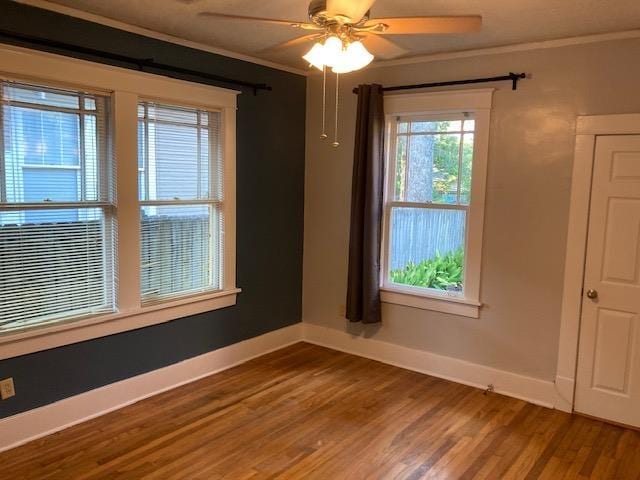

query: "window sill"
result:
(0, 288), (241, 360)
(381, 287), (481, 318)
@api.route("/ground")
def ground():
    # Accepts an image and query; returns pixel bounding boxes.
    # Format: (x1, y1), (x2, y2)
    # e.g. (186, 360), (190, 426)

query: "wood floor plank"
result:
(1, 342), (639, 479)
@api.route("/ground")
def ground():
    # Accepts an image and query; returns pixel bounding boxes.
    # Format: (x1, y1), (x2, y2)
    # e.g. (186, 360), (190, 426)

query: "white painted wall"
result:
(302, 37), (640, 382)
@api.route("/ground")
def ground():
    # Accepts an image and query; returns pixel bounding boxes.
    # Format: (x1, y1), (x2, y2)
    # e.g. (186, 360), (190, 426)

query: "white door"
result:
(574, 135), (640, 428)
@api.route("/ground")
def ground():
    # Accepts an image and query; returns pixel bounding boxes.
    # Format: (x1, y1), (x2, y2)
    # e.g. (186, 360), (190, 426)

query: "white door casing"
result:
(574, 135), (640, 427)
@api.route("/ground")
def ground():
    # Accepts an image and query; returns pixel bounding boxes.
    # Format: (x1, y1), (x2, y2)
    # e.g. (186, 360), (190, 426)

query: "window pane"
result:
(389, 207), (466, 293)
(410, 120), (462, 133)
(137, 103), (219, 201)
(144, 103), (199, 125)
(432, 133), (461, 204)
(396, 133), (462, 204)
(3, 84), (80, 109)
(2, 85), (108, 205)
(4, 106), (80, 167)
(0, 208), (115, 333)
(460, 134), (474, 205)
(404, 134), (435, 202)
(137, 121), (146, 200)
(394, 135), (407, 200)
(140, 205), (221, 303)
(463, 119), (475, 132)
(155, 123), (198, 198)
(23, 168), (79, 204)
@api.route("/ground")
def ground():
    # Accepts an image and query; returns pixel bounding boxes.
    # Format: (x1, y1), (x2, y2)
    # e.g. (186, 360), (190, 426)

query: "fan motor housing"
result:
(308, 0), (370, 25)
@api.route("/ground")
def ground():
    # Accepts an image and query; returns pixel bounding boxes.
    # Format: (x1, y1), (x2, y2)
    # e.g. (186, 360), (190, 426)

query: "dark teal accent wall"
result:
(0, 0), (305, 418)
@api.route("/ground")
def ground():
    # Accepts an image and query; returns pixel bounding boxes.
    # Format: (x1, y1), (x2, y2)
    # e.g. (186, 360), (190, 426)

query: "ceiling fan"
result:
(200, 0), (482, 71)
(201, 1), (481, 147)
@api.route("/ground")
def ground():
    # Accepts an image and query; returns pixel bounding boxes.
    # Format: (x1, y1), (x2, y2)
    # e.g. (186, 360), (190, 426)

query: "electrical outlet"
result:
(1, 377), (15, 400)
(338, 304), (346, 317)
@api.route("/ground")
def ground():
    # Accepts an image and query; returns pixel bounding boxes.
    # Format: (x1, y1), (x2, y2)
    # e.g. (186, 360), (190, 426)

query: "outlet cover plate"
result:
(1, 377), (15, 400)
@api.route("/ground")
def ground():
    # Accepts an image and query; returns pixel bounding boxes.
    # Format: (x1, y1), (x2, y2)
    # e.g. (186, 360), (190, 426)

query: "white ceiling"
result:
(41, 0), (640, 69)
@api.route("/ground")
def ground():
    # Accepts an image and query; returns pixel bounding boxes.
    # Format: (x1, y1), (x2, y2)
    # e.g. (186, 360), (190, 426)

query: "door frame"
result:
(556, 114), (640, 413)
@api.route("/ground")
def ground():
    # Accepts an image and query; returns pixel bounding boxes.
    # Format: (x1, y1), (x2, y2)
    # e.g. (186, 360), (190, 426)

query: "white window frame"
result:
(381, 89), (492, 318)
(0, 44), (239, 360)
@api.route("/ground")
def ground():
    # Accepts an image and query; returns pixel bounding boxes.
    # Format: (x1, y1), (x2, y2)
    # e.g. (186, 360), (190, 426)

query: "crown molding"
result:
(14, 0), (310, 76)
(368, 29), (640, 69)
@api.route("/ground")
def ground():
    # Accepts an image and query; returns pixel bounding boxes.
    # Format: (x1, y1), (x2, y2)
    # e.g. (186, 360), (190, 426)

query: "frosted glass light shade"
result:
(332, 41), (374, 73)
(322, 36), (343, 67)
(302, 42), (326, 71)
(347, 41), (374, 69)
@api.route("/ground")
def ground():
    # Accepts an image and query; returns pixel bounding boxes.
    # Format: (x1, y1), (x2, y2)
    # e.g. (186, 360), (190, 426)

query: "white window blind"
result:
(0, 81), (115, 333)
(138, 101), (223, 304)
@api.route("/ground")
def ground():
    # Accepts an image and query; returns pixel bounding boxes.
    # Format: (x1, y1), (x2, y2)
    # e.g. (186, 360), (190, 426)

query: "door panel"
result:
(591, 308), (635, 394)
(575, 135), (640, 427)
(601, 199), (640, 285)
(611, 151), (640, 180)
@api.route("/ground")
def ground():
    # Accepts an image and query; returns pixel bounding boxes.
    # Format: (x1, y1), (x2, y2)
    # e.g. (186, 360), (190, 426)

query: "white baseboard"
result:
(0, 323), (302, 453)
(302, 323), (564, 410)
(0, 320), (570, 453)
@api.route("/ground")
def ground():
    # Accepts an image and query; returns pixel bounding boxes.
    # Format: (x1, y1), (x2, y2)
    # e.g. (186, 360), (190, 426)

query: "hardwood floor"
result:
(2, 342), (639, 479)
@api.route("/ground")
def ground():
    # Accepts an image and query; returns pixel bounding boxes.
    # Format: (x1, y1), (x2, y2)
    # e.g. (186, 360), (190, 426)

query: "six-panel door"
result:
(575, 135), (640, 428)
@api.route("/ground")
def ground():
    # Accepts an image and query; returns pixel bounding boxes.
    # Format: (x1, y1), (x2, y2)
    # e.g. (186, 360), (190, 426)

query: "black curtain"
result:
(346, 84), (385, 324)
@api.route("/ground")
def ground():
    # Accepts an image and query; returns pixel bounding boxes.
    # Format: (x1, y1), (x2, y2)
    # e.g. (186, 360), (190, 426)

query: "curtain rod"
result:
(0, 30), (273, 95)
(352, 72), (527, 94)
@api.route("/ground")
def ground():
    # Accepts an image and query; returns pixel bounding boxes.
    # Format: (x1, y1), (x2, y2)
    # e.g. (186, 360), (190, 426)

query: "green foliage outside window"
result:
(390, 247), (464, 291)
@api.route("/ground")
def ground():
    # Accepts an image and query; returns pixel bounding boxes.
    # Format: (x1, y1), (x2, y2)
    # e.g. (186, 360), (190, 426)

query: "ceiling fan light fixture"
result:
(302, 36), (374, 73)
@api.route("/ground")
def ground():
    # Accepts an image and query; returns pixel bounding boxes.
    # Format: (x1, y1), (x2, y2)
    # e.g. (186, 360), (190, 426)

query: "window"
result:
(0, 44), (238, 357)
(138, 102), (223, 303)
(381, 91), (492, 318)
(0, 81), (115, 332)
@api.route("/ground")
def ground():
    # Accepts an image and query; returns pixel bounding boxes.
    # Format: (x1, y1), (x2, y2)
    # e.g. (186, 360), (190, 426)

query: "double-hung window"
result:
(381, 90), (492, 318)
(0, 81), (115, 332)
(138, 102), (223, 303)
(0, 44), (238, 358)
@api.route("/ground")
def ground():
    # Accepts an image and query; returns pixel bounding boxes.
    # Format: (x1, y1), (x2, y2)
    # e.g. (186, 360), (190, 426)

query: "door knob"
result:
(586, 289), (598, 299)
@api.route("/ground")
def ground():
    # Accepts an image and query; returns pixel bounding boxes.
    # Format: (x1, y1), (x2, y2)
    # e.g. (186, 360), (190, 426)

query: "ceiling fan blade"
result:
(369, 16), (482, 34)
(260, 34), (322, 54)
(362, 35), (408, 60)
(325, 0), (377, 23)
(198, 12), (318, 29)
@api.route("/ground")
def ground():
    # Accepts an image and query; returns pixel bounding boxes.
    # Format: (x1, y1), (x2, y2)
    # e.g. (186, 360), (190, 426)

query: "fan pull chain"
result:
(320, 65), (327, 139)
(332, 72), (340, 148)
